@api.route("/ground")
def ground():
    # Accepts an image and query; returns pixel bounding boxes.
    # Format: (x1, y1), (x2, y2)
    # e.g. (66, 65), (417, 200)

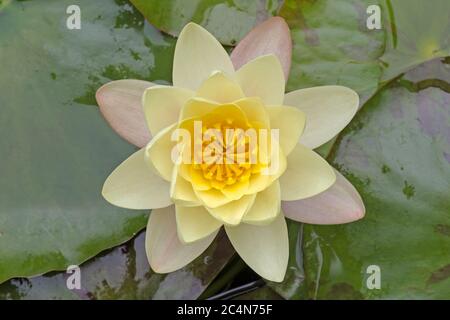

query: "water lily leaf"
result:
(280, 0), (385, 104)
(0, 0), (169, 284)
(0, 0), (235, 291)
(0, 230), (234, 299)
(297, 58), (450, 299)
(381, 0), (450, 81)
(129, 0), (283, 46)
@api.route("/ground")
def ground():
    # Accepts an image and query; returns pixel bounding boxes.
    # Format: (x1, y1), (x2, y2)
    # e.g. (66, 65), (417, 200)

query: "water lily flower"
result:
(96, 17), (365, 282)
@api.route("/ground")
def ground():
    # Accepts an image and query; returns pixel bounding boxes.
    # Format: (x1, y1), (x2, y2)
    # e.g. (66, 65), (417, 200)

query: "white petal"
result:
(225, 213), (289, 282)
(206, 194), (256, 226)
(146, 206), (217, 273)
(243, 181), (281, 225)
(284, 86), (359, 149)
(142, 85), (194, 136)
(96, 79), (153, 147)
(280, 144), (336, 201)
(283, 170), (365, 224)
(176, 205), (223, 243)
(145, 124), (177, 181)
(231, 17), (292, 81)
(173, 23), (234, 91)
(102, 149), (172, 209)
(236, 55), (285, 105)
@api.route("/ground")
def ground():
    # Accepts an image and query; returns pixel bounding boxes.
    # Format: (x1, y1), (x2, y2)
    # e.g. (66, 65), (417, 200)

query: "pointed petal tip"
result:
(282, 170), (366, 225)
(231, 16), (292, 81)
(95, 79), (153, 148)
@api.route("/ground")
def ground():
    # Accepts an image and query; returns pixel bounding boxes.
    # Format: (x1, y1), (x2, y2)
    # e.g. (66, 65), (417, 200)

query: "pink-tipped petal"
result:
(231, 17), (292, 81)
(96, 79), (153, 148)
(282, 170), (365, 225)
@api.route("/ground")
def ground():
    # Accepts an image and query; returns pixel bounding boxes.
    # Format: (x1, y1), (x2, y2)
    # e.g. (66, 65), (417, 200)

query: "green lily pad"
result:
(0, 230), (234, 299)
(280, 0), (385, 104)
(129, 0), (283, 46)
(381, 0), (450, 81)
(0, 0), (233, 290)
(0, 0), (165, 283)
(295, 58), (450, 299)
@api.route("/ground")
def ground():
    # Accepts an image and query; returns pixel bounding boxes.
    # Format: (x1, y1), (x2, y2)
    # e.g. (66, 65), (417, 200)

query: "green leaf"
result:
(0, 231), (234, 299)
(280, 0), (386, 104)
(129, 0), (283, 46)
(0, 0), (173, 283)
(300, 58), (450, 299)
(381, 0), (450, 81)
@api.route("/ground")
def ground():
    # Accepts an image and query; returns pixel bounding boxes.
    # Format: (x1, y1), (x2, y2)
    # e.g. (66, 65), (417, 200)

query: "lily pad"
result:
(280, 0), (385, 104)
(129, 0), (283, 46)
(0, 230), (234, 299)
(0, 0), (169, 283)
(380, 0), (450, 81)
(298, 58), (450, 299)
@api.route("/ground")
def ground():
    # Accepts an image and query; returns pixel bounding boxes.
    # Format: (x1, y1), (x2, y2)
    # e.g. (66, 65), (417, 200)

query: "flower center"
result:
(193, 119), (259, 189)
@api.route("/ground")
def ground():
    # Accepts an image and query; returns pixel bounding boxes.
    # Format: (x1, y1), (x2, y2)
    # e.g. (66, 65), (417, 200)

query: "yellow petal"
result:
(206, 194), (256, 226)
(284, 86), (359, 149)
(196, 71), (244, 104)
(102, 149), (172, 209)
(176, 205), (222, 243)
(243, 181), (280, 225)
(225, 213), (288, 282)
(221, 178), (249, 201)
(279, 144), (336, 201)
(246, 172), (271, 194)
(194, 188), (231, 208)
(145, 124), (177, 181)
(267, 105), (306, 155)
(170, 167), (201, 207)
(234, 97), (270, 127)
(96, 79), (153, 148)
(179, 98), (219, 121)
(173, 23), (234, 91)
(236, 55), (285, 105)
(142, 85), (194, 136)
(146, 206), (217, 273)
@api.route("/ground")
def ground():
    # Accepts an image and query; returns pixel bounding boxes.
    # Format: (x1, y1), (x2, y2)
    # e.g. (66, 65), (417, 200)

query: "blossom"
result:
(96, 18), (365, 282)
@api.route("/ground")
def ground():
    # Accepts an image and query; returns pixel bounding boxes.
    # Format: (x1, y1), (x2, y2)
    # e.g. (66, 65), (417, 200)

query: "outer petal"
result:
(196, 71), (244, 104)
(145, 124), (177, 181)
(225, 213), (288, 282)
(236, 55), (285, 105)
(284, 86), (359, 149)
(282, 170), (365, 224)
(102, 149), (172, 209)
(280, 144), (336, 201)
(173, 23), (234, 91)
(143, 85), (194, 136)
(96, 79), (153, 148)
(146, 206), (217, 273)
(176, 205), (223, 243)
(231, 17), (292, 81)
(243, 181), (280, 225)
(267, 105), (306, 155)
(206, 194), (256, 226)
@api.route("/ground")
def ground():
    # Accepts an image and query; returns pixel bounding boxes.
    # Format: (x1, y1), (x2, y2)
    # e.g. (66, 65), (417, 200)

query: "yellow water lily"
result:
(96, 18), (365, 282)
